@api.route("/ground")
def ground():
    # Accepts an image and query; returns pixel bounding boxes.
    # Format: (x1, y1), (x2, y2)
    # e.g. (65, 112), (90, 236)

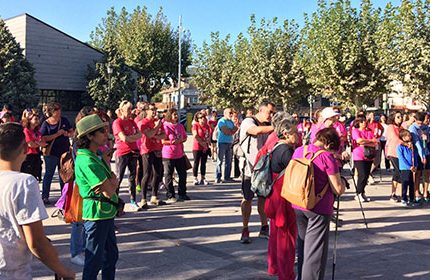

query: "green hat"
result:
(76, 114), (108, 138)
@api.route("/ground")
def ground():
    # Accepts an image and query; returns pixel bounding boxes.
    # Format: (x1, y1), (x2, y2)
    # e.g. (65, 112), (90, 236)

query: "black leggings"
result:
(117, 152), (138, 201)
(163, 157), (187, 199)
(354, 160), (372, 194)
(192, 150), (208, 178)
(141, 152), (163, 200)
(389, 157), (401, 183)
(380, 140), (391, 169)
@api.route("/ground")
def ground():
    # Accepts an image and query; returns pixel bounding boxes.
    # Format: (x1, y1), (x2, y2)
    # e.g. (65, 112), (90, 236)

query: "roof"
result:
(4, 13), (142, 76)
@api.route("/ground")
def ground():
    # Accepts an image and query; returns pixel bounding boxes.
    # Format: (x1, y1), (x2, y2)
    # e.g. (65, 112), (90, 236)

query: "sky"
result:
(1, 0), (401, 50)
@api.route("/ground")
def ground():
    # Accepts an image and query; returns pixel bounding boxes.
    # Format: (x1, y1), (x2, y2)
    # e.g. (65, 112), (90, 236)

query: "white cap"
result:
(321, 107), (340, 121)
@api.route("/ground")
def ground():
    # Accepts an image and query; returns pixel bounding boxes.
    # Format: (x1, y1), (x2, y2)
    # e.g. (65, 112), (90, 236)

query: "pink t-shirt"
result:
(291, 144), (338, 215)
(192, 122), (210, 151)
(112, 118), (139, 157)
(385, 124), (402, 158)
(310, 123), (325, 144)
(24, 127), (41, 155)
(162, 122), (187, 159)
(351, 128), (374, 161)
(139, 118), (163, 154)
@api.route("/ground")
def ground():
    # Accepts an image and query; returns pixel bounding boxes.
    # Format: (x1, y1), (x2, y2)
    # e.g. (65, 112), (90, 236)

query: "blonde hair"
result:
(119, 100), (133, 111)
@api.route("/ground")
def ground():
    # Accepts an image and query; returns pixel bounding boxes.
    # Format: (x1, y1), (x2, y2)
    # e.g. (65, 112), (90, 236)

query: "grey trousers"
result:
(295, 209), (330, 280)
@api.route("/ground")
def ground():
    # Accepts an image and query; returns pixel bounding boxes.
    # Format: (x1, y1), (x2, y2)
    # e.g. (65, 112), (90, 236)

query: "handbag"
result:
(184, 154), (192, 170)
(59, 148), (74, 183)
(42, 119), (61, 156)
(363, 146), (377, 160)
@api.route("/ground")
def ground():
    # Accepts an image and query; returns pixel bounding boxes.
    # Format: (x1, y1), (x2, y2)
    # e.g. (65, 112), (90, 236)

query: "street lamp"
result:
(107, 63), (113, 97)
(362, 104), (368, 112)
(307, 95), (315, 119)
(382, 93), (388, 115)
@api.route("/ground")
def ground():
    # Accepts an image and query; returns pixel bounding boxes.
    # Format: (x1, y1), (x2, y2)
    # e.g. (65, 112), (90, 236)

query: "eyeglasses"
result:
(395, 115), (402, 119)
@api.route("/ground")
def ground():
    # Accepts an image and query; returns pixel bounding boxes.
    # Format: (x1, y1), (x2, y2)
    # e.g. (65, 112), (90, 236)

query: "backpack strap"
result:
(303, 145), (327, 161)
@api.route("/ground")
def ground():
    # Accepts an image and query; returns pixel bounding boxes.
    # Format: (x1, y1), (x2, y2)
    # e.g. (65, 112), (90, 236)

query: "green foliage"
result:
(87, 44), (135, 110)
(89, 6), (192, 101)
(0, 19), (38, 115)
(193, 16), (308, 110)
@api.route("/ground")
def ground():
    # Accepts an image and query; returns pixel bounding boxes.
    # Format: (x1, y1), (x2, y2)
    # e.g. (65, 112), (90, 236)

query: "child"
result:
(397, 129), (419, 206)
(0, 123), (75, 279)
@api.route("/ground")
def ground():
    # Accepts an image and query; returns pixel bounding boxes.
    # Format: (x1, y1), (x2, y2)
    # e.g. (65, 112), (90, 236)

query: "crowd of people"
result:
(1, 98), (430, 279)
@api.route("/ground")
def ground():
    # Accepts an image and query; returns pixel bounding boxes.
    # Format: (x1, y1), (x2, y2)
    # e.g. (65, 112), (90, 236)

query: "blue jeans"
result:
(216, 143), (232, 180)
(42, 155), (64, 199)
(83, 219), (118, 280)
(70, 222), (86, 257)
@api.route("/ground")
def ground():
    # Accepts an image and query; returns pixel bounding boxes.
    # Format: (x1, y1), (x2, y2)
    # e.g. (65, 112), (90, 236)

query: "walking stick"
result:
(347, 161), (369, 229)
(332, 195), (340, 280)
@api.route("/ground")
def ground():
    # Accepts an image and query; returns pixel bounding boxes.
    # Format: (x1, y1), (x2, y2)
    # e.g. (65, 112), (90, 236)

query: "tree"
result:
(87, 43), (135, 110)
(298, 0), (385, 109)
(89, 6), (192, 101)
(0, 19), (38, 115)
(193, 16), (307, 110)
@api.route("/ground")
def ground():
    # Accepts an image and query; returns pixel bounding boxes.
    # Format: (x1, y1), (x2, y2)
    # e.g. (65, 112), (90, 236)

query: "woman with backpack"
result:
(264, 114), (299, 280)
(291, 128), (345, 280)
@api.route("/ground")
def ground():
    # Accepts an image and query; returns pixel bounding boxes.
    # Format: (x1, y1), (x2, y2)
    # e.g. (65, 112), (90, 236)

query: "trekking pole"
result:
(347, 161), (369, 229)
(332, 195), (340, 280)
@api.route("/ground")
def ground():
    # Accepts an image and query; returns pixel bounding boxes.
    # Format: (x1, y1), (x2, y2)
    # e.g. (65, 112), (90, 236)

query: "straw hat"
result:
(76, 114), (108, 138)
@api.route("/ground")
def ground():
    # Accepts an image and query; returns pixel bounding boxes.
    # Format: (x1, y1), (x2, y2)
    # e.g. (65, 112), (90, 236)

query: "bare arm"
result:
(22, 221), (75, 279)
(142, 121), (163, 138)
(220, 125), (237, 135)
(41, 130), (65, 142)
(247, 125), (274, 136)
(328, 173), (346, 196)
(92, 174), (118, 198)
(356, 138), (377, 146)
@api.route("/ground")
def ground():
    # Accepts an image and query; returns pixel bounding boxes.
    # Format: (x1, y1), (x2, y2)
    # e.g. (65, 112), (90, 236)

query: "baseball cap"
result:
(321, 107), (340, 121)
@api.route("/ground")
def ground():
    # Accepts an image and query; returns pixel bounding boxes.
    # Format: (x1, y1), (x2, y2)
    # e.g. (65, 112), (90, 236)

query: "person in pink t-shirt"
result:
(192, 112), (211, 186)
(20, 108), (46, 181)
(351, 115), (378, 202)
(385, 111), (403, 201)
(208, 110), (218, 161)
(292, 128), (345, 280)
(161, 108), (189, 202)
(138, 103), (166, 207)
(112, 101), (142, 211)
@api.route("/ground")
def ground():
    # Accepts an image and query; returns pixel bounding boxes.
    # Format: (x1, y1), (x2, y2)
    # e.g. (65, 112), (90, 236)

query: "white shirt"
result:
(0, 171), (48, 280)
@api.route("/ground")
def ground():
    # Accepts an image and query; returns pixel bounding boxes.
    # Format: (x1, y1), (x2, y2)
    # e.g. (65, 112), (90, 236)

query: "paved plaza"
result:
(32, 138), (430, 279)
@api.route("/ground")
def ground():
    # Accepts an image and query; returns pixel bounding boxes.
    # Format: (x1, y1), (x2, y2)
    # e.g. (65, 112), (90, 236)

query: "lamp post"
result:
(107, 63), (113, 97)
(382, 93), (388, 115)
(362, 104), (368, 113)
(307, 95), (315, 119)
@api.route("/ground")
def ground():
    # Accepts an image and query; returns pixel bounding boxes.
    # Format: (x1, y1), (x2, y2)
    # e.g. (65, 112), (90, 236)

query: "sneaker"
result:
(240, 227), (251, 244)
(166, 197), (177, 203)
(201, 179), (210, 185)
(178, 195), (191, 201)
(355, 194), (366, 203)
(150, 196), (167, 206)
(368, 175), (376, 184)
(130, 200), (142, 212)
(361, 193), (371, 202)
(223, 178), (236, 183)
(42, 198), (51, 205)
(193, 179), (200, 186)
(390, 194), (400, 203)
(140, 199), (149, 210)
(424, 197), (430, 203)
(215, 178), (221, 184)
(258, 225), (269, 239)
(114, 225), (119, 234)
(71, 254), (85, 266)
(401, 200), (408, 207)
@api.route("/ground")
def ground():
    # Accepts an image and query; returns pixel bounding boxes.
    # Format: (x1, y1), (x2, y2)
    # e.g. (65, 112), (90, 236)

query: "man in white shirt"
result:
(0, 123), (74, 279)
(239, 101), (275, 243)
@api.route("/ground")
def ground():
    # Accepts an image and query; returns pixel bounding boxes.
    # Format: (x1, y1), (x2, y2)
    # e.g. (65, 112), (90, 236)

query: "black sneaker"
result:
(178, 195), (191, 201)
(258, 225), (269, 239)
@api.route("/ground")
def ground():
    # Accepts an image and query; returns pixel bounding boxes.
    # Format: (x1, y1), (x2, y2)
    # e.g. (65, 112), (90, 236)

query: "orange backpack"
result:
(281, 145), (329, 209)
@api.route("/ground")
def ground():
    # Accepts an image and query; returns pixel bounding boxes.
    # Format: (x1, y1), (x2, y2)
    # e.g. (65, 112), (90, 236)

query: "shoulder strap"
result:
(310, 149), (327, 162)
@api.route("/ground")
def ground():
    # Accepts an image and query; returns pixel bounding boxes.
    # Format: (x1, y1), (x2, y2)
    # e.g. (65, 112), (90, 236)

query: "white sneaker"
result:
(71, 254), (85, 266)
(355, 194), (366, 203)
(362, 193), (371, 202)
(201, 179), (209, 185)
(193, 179), (200, 185)
(368, 175), (375, 184)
